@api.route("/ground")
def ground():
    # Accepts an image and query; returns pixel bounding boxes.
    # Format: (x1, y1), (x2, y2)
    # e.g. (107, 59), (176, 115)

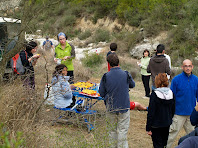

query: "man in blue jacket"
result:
(166, 59), (198, 148)
(99, 53), (135, 148)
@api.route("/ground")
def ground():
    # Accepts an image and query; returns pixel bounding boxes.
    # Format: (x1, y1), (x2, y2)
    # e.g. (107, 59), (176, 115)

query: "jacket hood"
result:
(152, 55), (166, 63)
(155, 87), (173, 100)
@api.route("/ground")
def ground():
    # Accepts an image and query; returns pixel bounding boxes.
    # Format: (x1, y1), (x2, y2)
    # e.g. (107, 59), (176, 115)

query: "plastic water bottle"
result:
(57, 58), (61, 65)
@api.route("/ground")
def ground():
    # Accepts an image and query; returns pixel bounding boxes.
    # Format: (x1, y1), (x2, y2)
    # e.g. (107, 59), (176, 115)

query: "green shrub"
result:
(123, 31), (144, 51)
(93, 29), (110, 43)
(82, 52), (104, 68)
(63, 15), (77, 26)
(0, 123), (24, 147)
(124, 8), (145, 27)
(63, 27), (81, 39)
(168, 21), (198, 62)
(78, 30), (92, 40)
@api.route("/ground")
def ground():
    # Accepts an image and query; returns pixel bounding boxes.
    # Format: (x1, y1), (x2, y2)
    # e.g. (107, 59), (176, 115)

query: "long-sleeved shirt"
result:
(171, 72), (198, 115)
(55, 42), (75, 71)
(146, 87), (175, 131)
(140, 56), (151, 76)
(51, 75), (73, 108)
(147, 55), (170, 87)
(99, 67), (135, 113)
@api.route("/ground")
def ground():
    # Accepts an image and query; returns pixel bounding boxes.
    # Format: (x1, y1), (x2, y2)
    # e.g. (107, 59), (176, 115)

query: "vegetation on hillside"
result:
(1, 0), (198, 147)
(1, 0), (198, 65)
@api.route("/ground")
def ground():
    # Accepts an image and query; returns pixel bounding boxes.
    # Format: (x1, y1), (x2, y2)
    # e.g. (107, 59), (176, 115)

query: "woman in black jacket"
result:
(20, 41), (40, 90)
(146, 73), (175, 148)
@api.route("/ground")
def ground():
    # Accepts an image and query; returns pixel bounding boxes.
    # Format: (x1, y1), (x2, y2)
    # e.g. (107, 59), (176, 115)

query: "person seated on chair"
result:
(51, 64), (75, 108)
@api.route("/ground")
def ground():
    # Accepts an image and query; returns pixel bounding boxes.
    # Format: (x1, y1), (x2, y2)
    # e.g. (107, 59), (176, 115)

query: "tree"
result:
(0, 0), (60, 82)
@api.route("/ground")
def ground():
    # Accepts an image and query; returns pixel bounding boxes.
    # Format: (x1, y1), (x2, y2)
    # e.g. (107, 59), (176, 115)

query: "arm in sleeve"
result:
(147, 61), (151, 73)
(170, 78), (177, 95)
(172, 95), (176, 118)
(20, 51), (29, 67)
(128, 73), (135, 88)
(165, 60), (171, 75)
(190, 108), (198, 126)
(99, 74), (107, 99)
(141, 64), (148, 70)
(43, 41), (46, 46)
(59, 79), (71, 97)
(69, 44), (75, 58)
(146, 92), (156, 131)
(141, 58), (150, 70)
(196, 83), (198, 101)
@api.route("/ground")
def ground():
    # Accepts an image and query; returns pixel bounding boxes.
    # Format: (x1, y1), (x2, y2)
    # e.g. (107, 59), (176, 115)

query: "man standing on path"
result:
(147, 44), (171, 90)
(166, 59), (198, 148)
(42, 36), (54, 52)
(99, 53), (135, 148)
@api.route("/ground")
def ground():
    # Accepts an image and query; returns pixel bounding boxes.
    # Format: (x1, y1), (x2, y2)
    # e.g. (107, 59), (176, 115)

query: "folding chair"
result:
(52, 99), (97, 132)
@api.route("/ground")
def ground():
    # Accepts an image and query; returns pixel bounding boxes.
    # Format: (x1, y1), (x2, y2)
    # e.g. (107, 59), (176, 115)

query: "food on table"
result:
(73, 81), (95, 90)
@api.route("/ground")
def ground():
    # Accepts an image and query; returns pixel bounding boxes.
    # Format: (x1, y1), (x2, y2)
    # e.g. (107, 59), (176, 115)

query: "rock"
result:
(130, 42), (159, 59)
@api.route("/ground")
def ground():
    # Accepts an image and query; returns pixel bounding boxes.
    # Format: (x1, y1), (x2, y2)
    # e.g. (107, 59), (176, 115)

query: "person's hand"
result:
(33, 54), (40, 59)
(195, 104), (198, 111)
(54, 58), (58, 63)
(147, 131), (152, 136)
(63, 56), (69, 60)
(70, 85), (76, 90)
(137, 61), (141, 67)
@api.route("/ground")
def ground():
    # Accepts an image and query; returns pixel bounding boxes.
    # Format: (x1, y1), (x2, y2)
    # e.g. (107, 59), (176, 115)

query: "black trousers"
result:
(67, 71), (74, 84)
(151, 127), (170, 148)
(67, 71), (76, 107)
(142, 75), (150, 97)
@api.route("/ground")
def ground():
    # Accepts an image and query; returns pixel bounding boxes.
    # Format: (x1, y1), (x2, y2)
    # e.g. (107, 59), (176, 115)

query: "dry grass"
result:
(0, 50), (187, 147)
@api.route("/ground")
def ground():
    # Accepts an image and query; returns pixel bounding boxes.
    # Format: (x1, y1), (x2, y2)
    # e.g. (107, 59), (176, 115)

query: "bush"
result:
(168, 21), (198, 62)
(0, 123), (24, 147)
(63, 15), (77, 26)
(73, 61), (92, 81)
(82, 52), (104, 68)
(62, 27), (81, 39)
(78, 30), (92, 40)
(124, 8), (145, 27)
(93, 29), (110, 43)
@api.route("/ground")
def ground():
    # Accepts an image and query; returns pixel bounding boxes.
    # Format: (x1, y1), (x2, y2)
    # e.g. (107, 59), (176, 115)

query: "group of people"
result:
(17, 32), (198, 148)
(100, 43), (198, 148)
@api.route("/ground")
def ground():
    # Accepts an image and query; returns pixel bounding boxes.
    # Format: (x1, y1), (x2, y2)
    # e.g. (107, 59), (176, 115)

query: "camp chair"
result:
(52, 98), (97, 132)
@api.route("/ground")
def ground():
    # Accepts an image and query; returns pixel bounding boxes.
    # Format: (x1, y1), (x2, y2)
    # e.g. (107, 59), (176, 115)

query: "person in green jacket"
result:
(137, 49), (151, 98)
(54, 32), (75, 84)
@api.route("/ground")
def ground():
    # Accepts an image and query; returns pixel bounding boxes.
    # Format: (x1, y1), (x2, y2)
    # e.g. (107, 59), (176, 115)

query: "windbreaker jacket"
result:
(99, 67), (135, 113)
(171, 72), (198, 115)
(146, 88), (175, 131)
(51, 75), (73, 108)
(55, 42), (75, 71)
(147, 55), (170, 86)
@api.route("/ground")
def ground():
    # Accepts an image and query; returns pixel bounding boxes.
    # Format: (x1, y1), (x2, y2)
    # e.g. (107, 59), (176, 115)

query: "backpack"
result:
(44, 40), (52, 51)
(10, 51), (27, 74)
